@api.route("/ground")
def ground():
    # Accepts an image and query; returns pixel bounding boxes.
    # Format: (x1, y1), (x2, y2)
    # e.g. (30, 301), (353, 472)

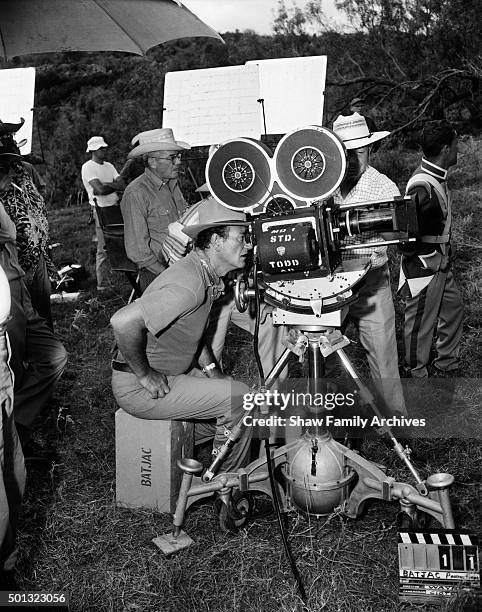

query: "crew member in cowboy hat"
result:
(110, 195), (254, 474)
(0, 121), (67, 459)
(0, 118), (45, 195)
(120, 128), (191, 291)
(0, 118), (26, 158)
(0, 118), (56, 326)
(332, 112), (407, 417)
(182, 197), (288, 390)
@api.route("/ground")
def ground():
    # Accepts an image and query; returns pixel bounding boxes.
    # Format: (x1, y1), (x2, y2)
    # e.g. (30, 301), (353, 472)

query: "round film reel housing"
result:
(206, 138), (273, 212)
(275, 126), (346, 202)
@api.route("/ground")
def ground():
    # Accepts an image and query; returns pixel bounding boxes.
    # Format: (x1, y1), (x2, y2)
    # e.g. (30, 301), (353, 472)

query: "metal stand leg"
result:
(152, 458), (203, 555)
(336, 347), (427, 494)
(203, 347), (294, 481)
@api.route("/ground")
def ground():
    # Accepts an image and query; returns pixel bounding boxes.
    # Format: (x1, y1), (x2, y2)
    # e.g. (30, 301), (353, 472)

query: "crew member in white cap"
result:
(111, 197), (255, 473)
(81, 136), (125, 291)
(332, 112), (406, 416)
(120, 128), (190, 291)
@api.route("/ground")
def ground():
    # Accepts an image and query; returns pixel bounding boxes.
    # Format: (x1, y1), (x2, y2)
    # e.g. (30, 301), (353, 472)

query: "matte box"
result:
(115, 409), (194, 513)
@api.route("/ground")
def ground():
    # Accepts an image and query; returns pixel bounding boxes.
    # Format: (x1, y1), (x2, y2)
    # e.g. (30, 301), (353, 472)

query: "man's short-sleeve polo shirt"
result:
(135, 251), (215, 375)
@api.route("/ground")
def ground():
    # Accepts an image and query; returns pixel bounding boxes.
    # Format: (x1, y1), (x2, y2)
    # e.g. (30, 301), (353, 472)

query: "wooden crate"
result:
(115, 409), (194, 513)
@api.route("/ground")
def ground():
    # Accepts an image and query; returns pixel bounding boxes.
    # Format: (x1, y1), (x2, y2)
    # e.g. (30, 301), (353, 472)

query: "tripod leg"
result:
(202, 348), (293, 481)
(264, 347), (292, 390)
(336, 348), (426, 490)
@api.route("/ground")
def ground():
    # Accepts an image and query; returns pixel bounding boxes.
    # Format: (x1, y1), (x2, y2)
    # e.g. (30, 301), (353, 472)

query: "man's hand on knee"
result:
(139, 369), (170, 399)
(207, 368), (231, 381)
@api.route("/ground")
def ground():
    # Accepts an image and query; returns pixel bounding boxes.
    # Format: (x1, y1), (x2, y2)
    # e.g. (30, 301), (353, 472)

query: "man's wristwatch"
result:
(202, 362), (216, 375)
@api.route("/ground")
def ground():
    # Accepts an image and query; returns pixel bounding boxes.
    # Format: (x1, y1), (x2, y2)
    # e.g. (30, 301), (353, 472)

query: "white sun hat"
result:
(86, 136), (108, 152)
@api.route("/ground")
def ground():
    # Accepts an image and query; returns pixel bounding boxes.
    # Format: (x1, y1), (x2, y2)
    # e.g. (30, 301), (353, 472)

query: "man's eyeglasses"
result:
(149, 153), (182, 163)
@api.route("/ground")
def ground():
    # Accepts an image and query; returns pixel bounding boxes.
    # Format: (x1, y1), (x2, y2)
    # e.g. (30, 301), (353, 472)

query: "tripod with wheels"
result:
(160, 323), (454, 545)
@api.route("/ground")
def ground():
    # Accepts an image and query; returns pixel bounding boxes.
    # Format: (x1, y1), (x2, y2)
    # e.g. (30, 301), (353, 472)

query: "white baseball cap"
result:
(86, 136), (108, 152)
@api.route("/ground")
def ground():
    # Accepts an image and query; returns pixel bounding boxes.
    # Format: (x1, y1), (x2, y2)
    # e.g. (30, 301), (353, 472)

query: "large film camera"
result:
(206, 126), (418, 323)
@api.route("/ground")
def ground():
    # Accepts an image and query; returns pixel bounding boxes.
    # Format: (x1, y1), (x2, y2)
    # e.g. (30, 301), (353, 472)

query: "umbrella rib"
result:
(0, 28), (7, 61)
(93, 0), (145, 55)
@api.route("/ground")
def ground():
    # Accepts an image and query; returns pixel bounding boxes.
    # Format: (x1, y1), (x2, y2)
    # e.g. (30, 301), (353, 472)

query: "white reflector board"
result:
(163, 64), (260, 147)
(0, 67), (36, 155)
(246, 56), (327, 134)
(163, 56), (327, 146)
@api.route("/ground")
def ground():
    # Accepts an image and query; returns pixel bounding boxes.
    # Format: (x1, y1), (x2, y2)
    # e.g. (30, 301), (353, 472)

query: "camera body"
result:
(206, 126), (418, 321)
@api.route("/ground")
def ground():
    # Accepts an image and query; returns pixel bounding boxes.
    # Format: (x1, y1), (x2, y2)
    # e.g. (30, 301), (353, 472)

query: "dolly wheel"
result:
(214, 492), (253, 533)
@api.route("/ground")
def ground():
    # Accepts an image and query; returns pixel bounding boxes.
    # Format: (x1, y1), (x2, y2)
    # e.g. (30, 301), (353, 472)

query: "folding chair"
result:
(94, 201), (141, 302)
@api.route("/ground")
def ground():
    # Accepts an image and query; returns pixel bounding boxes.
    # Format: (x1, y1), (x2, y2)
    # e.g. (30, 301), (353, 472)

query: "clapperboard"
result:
(398, 531), (480, 603)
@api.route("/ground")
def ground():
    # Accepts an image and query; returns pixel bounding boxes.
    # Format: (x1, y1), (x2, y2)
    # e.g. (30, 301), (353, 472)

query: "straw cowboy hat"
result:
(128, 128), (190, 159)
(333, 113), (390, 150)
(182, 196), (248, 239)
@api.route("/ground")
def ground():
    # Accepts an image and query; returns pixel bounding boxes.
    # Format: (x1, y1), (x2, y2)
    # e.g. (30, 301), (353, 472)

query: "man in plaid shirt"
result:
(332, 113), (406, 416)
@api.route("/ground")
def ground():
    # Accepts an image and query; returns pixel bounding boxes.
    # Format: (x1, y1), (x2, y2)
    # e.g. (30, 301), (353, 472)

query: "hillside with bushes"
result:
(2, 0), (480, 207)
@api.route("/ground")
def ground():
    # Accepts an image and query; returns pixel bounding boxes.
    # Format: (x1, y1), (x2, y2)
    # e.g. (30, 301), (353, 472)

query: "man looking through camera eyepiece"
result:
(110, 197), (254, 473)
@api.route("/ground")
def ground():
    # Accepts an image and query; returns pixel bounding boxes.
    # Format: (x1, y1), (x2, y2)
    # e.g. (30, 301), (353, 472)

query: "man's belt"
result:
(111, 360), (134, 374)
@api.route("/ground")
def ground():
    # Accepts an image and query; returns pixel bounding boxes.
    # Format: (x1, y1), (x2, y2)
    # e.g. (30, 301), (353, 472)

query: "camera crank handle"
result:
(234, 273), (254, 312)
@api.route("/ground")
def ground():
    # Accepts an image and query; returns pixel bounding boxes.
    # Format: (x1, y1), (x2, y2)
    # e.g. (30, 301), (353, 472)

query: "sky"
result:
(182, 0), (347, 35)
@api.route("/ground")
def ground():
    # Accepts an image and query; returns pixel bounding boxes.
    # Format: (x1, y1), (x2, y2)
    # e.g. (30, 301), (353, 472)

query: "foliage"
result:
(2, 1), (480, 206)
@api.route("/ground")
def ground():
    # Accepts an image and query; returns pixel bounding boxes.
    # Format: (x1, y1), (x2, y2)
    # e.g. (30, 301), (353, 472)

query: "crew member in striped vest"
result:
(398, 120), (463, 378)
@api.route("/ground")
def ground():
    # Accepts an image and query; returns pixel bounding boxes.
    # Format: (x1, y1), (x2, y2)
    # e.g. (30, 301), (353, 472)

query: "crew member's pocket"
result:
(418, 251), (442, 273)
(155, 207), (169, 219)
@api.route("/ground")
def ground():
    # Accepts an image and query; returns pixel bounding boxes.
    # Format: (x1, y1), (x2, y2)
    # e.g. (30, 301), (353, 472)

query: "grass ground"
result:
(11, 138), (481, 611)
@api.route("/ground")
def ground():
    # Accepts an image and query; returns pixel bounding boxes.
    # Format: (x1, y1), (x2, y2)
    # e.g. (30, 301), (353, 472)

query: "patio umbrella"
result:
(0, 0), (223, 61)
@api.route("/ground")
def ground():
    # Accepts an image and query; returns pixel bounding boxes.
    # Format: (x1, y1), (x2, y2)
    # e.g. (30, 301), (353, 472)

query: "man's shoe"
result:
(432, 363), (460, 377)
(248, 492), (274, 519)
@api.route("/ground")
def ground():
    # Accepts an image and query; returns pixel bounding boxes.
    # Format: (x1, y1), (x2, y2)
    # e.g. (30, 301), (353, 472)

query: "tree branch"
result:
(345, 52), (366, 77)
(389, 69), (469, 136)
(326, 76), (396, 87)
